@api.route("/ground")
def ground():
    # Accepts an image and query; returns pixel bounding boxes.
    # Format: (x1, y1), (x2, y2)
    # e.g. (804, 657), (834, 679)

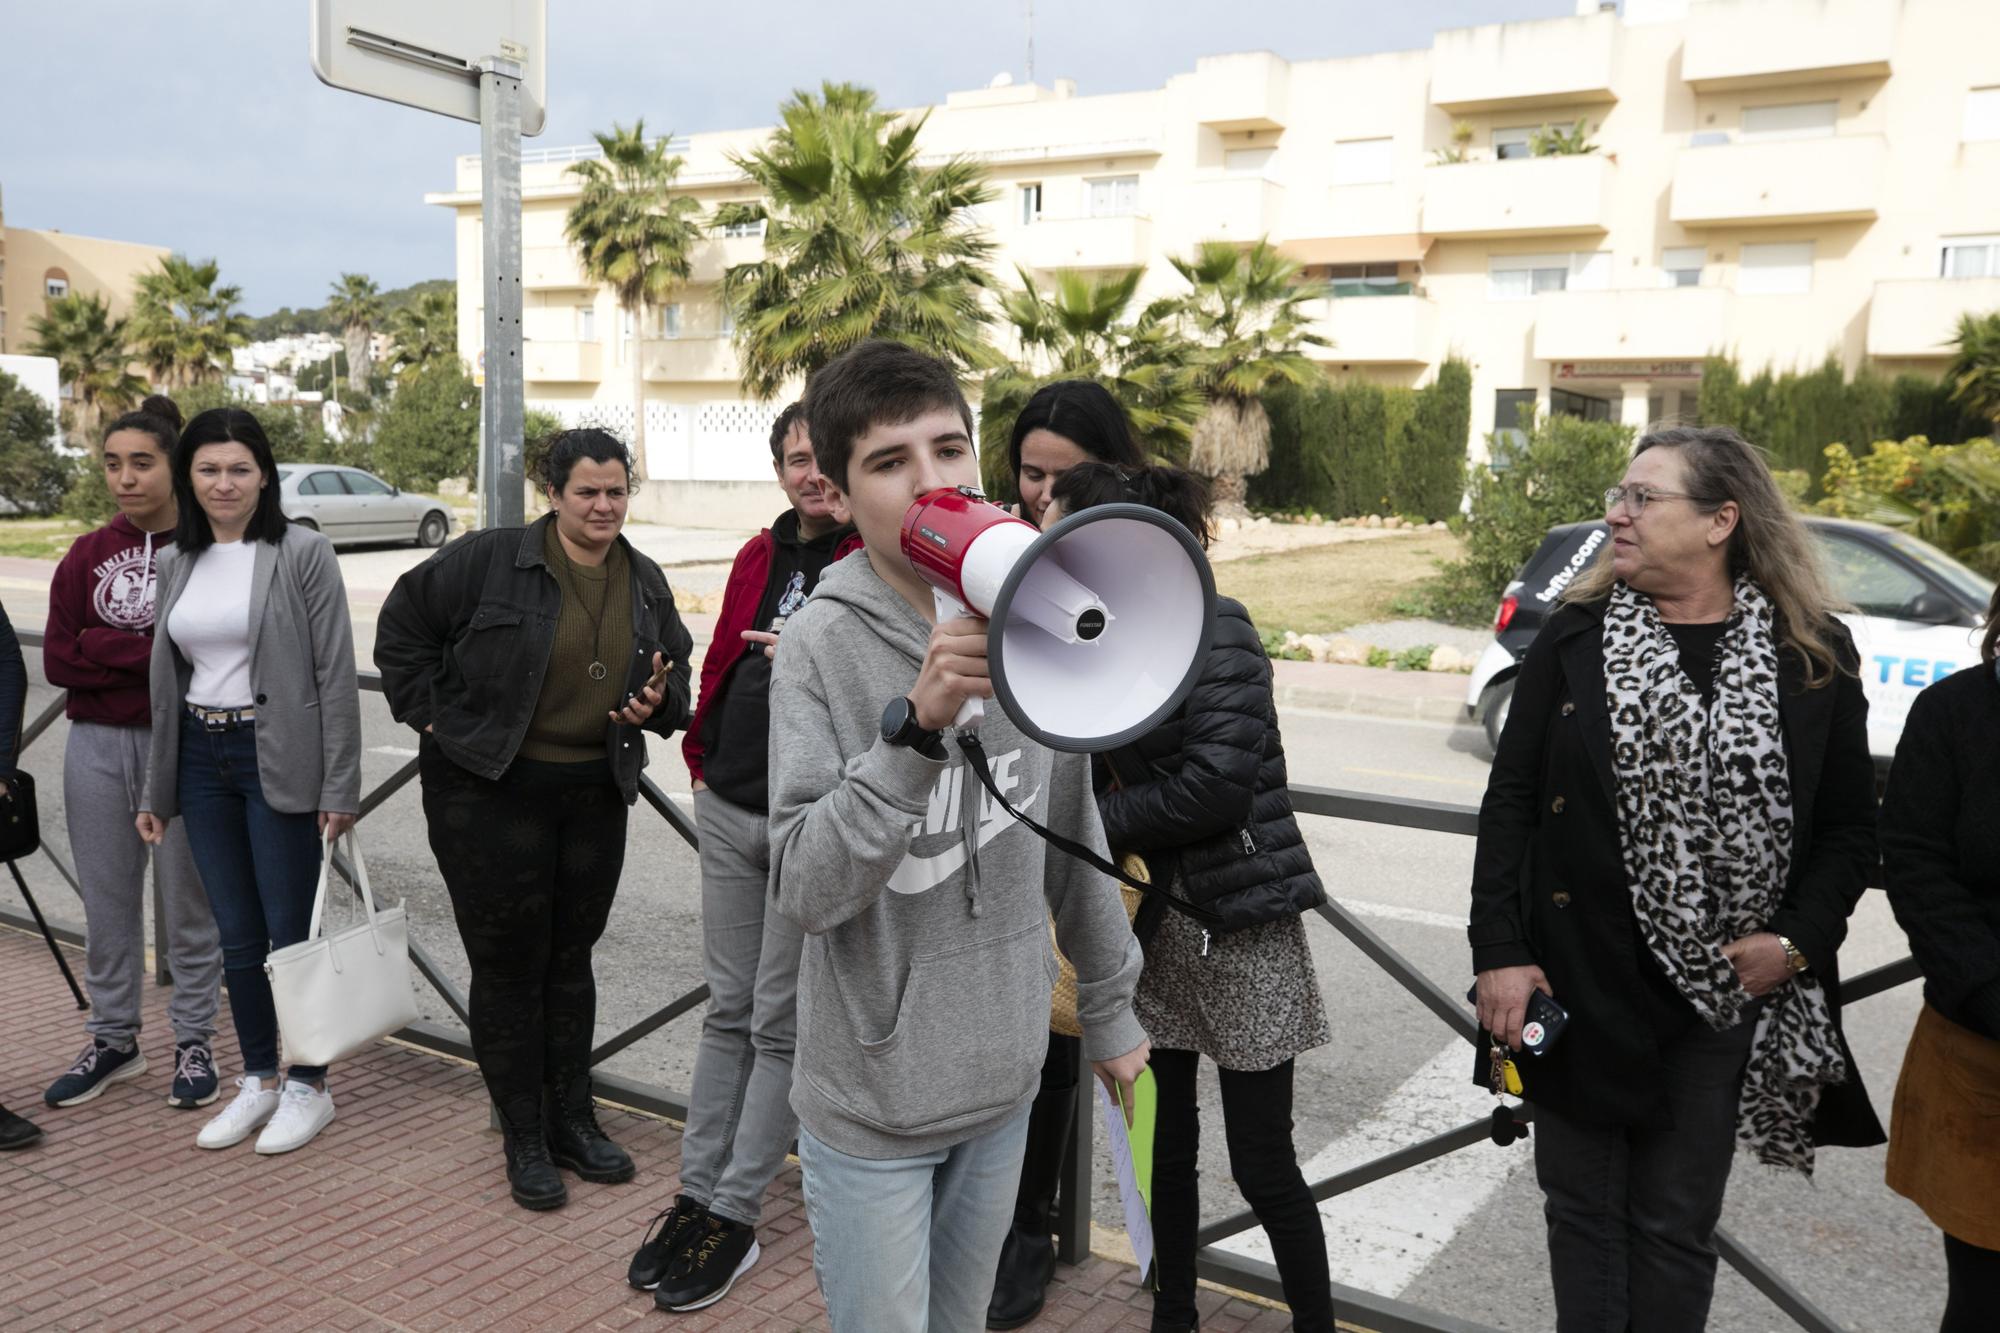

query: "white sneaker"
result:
(254, 1079), (335, 1155)
(196, 1075), (281, 1150)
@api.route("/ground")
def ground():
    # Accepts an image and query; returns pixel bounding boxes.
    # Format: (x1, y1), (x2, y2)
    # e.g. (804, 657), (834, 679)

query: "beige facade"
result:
(429, 0), (2000, 521)
(0, 196), (170, 355)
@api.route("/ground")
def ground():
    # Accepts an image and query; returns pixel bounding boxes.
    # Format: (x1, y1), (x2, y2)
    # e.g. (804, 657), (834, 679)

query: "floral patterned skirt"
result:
(1133, 897), (1330, 1072)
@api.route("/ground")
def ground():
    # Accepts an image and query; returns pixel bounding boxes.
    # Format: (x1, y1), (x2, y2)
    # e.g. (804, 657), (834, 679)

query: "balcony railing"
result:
(1429, 10), (1619, 114)
(1532, 287), (1735, 362)
(1301, 293), (1439, 365)
(1018, 214), (1154, 271)
(643, 334), (739, 384)
(1188, 175), (1286, 244)
(1682, 0), (1895, 91)
(1669, 136), (1887, 228)
(1421, 155), (1613, 239)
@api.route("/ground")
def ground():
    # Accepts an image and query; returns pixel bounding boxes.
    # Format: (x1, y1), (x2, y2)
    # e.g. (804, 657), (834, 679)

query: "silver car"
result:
(275, 465), (453, 549)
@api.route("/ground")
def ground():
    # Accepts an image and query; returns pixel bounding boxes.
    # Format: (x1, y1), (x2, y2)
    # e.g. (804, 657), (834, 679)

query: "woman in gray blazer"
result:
(137, 408), (361, 1157)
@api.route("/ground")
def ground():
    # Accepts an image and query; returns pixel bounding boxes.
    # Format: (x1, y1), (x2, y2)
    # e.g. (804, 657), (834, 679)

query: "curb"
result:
(1275, 680), (1471, 725)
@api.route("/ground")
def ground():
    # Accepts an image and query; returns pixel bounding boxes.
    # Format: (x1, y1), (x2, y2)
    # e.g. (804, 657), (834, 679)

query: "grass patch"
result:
(1214, 530), (1463, 636)
(0, 518), (87, 561)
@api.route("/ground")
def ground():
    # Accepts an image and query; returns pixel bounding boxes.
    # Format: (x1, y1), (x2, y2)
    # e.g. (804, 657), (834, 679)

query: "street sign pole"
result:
(477, 57), (525, 530)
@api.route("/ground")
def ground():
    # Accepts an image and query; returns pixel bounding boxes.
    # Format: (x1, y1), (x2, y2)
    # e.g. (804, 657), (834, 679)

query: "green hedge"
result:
(1249, 357), (1472, 521)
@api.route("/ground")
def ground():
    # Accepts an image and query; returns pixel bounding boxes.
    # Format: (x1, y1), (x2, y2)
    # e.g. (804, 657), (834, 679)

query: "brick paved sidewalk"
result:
(0, 925), (1299, 1333)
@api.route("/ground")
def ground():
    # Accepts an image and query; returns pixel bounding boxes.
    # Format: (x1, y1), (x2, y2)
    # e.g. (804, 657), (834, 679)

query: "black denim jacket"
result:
(374, 514), (694, 804)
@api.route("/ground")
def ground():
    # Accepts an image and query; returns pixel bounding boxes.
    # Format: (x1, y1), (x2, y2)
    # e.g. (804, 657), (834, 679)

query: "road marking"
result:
(1339, 899), (1466, 932)
(1343, 765), (1491, 790)
(1215, 1042), (1532, 1295)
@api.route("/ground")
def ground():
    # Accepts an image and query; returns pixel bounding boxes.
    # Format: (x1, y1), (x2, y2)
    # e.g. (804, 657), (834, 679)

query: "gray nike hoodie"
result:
(768, 549), (1146, 1159)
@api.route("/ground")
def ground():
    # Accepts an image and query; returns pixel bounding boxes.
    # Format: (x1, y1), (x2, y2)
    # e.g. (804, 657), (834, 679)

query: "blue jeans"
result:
(176, 715), (327, 1082)
(797, 1105), (1032, 1333)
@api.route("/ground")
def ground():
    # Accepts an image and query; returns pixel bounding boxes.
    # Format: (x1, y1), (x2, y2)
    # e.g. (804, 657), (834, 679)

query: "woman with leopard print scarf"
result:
(1469, 426), (1883, 1333)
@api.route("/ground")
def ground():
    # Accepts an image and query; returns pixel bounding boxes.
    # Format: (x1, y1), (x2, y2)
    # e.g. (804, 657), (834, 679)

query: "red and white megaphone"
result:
(899, 486), (1217, 752)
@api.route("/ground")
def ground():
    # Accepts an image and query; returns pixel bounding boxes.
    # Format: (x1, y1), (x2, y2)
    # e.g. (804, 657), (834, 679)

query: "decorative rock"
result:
(1326, 636), (1369, 666)
(1427, 645), (1468, 673)
(1220, 517), (1241, 533)
(1431, 520), (1450, 530)
(1364, 514), (1384, 529)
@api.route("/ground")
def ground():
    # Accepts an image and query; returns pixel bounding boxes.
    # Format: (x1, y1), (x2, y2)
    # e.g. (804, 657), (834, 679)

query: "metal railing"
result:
(0, 631), (1918, 1333)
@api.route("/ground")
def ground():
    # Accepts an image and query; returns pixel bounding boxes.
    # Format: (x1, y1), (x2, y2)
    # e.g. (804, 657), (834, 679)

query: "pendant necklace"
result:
(557, 542), (611, 681)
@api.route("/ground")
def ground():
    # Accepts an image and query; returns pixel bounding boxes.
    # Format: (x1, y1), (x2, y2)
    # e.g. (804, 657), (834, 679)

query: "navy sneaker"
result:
(43, 1039), (148, 1108)
(655, 1214), (760, 1312)
(169, 1041), (220, 1109)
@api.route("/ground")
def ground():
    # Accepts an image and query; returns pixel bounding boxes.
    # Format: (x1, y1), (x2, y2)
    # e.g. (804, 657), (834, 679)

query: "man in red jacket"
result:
(628, 402), (857, 1311)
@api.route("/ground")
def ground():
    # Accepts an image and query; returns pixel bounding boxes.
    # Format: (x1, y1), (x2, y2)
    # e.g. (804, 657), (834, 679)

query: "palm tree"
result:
(326, 273), (385, 396)
(25, 292), (146, 454)
(387, 288), (460, 378)
(716, 82), (1000, 400)
(1945, 310), (2000, 430)
(564, 120), (703, 479)
(977, 265), (1201, 497)
(1159, 239), (1330, 517)
(129, 256), (251, 389)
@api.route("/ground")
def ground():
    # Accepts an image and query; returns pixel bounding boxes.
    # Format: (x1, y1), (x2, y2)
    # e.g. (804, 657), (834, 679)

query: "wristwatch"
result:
(881, 697), (947, 760)
(1776, 934), (1809, 975)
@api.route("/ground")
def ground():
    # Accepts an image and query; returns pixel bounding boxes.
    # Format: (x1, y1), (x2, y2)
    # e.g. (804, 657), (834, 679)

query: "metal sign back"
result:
(309, 0), (547, 136)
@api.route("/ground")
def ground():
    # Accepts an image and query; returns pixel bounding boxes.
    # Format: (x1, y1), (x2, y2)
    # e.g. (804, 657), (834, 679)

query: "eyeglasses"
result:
(1604, 484), (1696, 516)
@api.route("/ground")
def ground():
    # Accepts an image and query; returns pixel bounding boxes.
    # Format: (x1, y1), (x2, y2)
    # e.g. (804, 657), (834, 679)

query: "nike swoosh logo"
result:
(886, 787), (1041, 896)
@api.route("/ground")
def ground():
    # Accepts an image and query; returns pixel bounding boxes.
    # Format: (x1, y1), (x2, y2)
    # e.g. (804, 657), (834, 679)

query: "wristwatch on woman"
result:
(1777, 934), (1809, 974)
(881, 696), (947, 760)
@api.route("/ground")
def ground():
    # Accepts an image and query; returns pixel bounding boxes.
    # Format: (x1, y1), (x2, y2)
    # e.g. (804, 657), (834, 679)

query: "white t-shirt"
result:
(169, 540), (257, 708)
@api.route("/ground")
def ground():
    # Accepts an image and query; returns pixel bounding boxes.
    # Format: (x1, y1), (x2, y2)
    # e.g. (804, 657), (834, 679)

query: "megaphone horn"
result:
(898, 486), (1217, 752)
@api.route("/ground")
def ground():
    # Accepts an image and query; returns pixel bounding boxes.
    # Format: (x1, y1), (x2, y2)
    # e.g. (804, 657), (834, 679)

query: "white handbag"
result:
(265, 831), (419, 1067)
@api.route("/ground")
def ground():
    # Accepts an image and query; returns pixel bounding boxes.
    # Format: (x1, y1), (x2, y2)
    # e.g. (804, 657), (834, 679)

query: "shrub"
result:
(1392, 358), (1471, 520)
(171, 382), (334, 465)
(1412, 412), (1634, 625)
(373, 362), (481, 491)
(1817, 435), (2000, 577)
(61, 465), (116, 525)
(0, 371), (72, 516)
(1697, 354), (1898, 494)
(1392, 644), (1436, 672)
(1365, 645), (1393, 669)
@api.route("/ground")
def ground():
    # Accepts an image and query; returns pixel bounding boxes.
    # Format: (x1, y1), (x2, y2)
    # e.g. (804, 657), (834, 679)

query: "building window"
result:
(1018, 183), (1043, 225)
(1085, 175), (1139, 218)
(1661, 246), (1706, 288)
(1738, 241), (1813, 295)
(1492, 390), (1537, 460)
(576, 305), (597, 342)
(660, 303), (682, 338)
(1942, 236), (2000, 279)
(1493, 126), (1536, 160)
(1740, 101), (1837, 142)
(1326, 262), (1405, 296)
(1550, 388), (1614, 422)
(1330, 137), (1393, 186)
(44, 275), (69, 300)
(718, 217), (764, 240)
(1488, 251), (1608, 300)
(1223, 147), (1277, 176)
(720, 306), (736, 336)
(1965, 87), (2000, 142)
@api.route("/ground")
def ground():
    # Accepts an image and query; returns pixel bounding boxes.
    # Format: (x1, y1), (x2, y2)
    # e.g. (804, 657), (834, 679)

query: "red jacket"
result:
(683, 521), (861, 782)
(45, 512), (172, 727)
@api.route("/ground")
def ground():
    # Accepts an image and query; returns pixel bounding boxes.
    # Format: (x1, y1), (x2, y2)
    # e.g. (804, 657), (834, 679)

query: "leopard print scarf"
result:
(1604, 576), (1846, 1175)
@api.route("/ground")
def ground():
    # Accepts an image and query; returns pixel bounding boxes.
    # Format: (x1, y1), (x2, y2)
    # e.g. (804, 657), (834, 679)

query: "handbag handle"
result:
(309, 829), (382, 940)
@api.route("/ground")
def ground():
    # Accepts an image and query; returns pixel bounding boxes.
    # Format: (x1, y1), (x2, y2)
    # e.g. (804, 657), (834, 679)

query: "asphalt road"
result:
(0, 539), (1943, 1332)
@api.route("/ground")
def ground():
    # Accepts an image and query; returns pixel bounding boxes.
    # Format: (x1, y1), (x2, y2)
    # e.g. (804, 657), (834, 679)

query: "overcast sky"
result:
(1, 1), (1575, 313)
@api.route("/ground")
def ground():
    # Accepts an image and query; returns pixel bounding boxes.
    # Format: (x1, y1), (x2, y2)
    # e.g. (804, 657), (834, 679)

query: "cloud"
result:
(1, 0), (1572, 312)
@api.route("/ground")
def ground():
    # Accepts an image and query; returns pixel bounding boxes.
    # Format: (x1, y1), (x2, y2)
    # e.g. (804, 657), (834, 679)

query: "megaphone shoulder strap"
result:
(956, 733), (1226, 930)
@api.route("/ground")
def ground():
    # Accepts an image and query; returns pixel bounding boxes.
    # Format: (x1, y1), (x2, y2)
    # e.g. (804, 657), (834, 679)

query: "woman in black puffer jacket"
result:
(1047, 463), (1333, 1333)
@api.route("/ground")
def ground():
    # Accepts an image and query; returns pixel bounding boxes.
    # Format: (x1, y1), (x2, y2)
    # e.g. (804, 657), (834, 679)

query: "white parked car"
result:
(1465, 517), (1996, 770)
(276, 465), (453, 549)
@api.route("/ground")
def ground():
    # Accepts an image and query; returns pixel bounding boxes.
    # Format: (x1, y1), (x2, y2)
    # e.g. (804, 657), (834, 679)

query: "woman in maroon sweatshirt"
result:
(40, 397), (224, 1114)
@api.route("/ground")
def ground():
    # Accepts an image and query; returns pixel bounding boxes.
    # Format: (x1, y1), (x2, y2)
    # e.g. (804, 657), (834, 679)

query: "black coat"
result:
(1468, 598), (1885, 1142)
(1094, 597), (1325, 931)
(1879, 663), (2000, 1041)
(374, 515), (694, 805)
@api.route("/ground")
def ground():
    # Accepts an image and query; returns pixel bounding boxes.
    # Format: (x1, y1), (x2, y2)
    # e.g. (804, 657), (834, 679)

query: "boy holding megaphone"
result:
(765, 340), (1148, 1332)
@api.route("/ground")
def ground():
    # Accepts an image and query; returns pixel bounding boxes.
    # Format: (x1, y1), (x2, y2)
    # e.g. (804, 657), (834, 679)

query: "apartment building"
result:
(0, 185), (171, 356)
(427, 0), (2000, 521)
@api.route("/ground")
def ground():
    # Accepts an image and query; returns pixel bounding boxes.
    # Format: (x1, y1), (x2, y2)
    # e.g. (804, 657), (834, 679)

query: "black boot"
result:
(499, 1097), (567, 1210)
(0, 1102), (43, 1151)
(986, 1081), (1078, 1329)
(546, 1075), (635, 1184)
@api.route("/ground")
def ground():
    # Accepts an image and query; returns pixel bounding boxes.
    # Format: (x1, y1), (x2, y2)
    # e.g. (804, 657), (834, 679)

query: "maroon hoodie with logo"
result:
(45, 512), (173, 727)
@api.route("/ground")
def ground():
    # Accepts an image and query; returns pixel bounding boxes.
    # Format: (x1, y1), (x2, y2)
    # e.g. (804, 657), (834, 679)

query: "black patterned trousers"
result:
(418, 740), (628, 1119)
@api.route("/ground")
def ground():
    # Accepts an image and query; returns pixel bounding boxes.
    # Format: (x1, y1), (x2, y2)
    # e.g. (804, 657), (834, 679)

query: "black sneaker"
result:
(43, 1039), (148, 1107)
(655, 1214), (760, 1313)
(628, 1196), (707, 1291)
(0, 1102), (43, 1150)
(169, 1041), (220, 1109)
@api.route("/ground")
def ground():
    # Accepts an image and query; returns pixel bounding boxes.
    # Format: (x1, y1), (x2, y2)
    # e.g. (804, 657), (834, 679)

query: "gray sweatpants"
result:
(65, 720), (222, 1049)
(678, 787), (805, 1227)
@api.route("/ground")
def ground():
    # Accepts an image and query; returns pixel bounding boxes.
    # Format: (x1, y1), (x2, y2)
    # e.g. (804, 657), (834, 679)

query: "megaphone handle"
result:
(932, 588), (985, 733)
